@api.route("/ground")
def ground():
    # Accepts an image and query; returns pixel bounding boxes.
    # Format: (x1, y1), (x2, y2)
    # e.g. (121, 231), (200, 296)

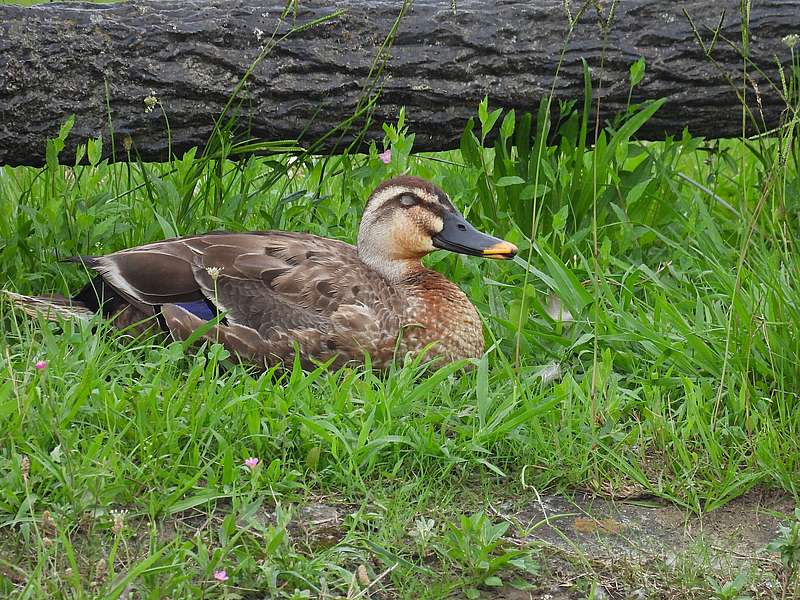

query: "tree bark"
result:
(0, 0), (796, 166)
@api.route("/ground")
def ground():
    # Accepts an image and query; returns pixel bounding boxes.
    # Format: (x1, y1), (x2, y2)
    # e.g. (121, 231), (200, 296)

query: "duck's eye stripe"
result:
(399, 194), (417, 207)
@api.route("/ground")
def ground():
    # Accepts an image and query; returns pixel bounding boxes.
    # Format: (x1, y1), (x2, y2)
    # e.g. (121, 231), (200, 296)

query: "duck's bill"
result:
(432, 211), (518, 260)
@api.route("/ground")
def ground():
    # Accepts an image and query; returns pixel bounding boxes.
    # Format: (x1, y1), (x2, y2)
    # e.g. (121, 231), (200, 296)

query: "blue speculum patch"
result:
(175, 300), (215, 321)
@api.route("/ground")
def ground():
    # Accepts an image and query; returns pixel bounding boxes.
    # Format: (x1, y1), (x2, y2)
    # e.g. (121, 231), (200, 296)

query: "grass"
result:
(2, 20), (800, 600)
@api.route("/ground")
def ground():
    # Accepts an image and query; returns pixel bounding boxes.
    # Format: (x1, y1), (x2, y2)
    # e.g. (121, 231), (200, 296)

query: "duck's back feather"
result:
(74, 231), (410, 368)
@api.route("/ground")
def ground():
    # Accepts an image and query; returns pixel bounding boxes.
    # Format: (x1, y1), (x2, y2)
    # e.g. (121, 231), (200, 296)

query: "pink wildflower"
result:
(214, 570), (228, 582)
(244, 457), (259, 470)
(379, 149), (391, 164)
(35, 360), (47, 370)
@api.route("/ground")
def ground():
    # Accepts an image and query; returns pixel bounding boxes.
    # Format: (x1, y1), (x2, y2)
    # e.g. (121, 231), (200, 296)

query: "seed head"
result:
(94, 558), (107, 582)
(357, 564), (370, 586)
(20, 456), (30, 485)
(41, 510), (56, 536)
(110, 509), (128, 535)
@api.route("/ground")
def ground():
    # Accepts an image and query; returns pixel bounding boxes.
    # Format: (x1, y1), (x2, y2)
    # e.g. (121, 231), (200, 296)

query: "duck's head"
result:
(357, 176), (517, 281)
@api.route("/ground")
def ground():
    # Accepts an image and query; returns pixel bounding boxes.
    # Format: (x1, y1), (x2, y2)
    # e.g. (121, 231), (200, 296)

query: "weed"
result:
(439, 511), (532, 598)
(710, 571), (752, 600)
(767, 508), (800, 598)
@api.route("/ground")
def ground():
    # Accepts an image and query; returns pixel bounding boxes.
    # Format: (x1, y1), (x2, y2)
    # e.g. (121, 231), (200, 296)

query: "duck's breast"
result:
(400, 270), (484, 362)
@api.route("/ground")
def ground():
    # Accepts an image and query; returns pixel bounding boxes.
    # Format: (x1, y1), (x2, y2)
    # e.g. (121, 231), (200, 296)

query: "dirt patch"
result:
(503, 488), (792, 562)
(484, 488), (796, 599)
(237, 500), (349, 551)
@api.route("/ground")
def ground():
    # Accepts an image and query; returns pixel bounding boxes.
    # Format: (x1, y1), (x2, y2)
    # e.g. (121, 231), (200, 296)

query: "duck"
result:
(5, 176), (517, 369)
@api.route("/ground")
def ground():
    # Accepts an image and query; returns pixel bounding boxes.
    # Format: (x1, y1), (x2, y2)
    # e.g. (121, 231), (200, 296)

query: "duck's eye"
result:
(399, 194), (417, 207)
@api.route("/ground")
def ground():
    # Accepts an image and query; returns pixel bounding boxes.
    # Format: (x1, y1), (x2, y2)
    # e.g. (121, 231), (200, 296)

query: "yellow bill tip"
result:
(482, 241), (518, 259)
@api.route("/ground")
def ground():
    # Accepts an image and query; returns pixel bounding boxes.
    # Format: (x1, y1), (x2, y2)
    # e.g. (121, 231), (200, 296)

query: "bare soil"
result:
(484, 488), (796, 599)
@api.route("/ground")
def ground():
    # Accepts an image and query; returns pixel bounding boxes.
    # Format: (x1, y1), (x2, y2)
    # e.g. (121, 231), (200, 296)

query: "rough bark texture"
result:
(0, 0), (796, 166)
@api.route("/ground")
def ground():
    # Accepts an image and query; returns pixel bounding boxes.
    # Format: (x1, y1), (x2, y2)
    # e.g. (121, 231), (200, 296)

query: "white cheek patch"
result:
(394, 215), (437, 254)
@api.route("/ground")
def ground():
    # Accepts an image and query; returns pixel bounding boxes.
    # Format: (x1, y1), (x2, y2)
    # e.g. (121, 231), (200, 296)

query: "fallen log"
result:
(0, 0), (796, 166)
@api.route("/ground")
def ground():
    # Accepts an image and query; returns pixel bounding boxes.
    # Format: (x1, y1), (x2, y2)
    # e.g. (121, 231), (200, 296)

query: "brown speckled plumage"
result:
(6, 177), (516, 370)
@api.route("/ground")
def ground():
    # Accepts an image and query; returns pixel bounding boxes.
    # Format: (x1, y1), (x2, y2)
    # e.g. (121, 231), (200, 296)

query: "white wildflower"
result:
(206, 266), (223, 281)
(783, 34), (799, 49)
(144, 90), (158, 114)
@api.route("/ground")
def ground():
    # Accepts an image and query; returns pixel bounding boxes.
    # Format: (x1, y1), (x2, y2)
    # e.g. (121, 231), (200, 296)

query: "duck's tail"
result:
(2, 290), (95, 321)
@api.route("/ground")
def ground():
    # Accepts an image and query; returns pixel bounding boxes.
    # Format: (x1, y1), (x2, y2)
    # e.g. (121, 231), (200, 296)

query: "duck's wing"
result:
(78, 231), (405, 367)
(79, 231), (360, 329)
